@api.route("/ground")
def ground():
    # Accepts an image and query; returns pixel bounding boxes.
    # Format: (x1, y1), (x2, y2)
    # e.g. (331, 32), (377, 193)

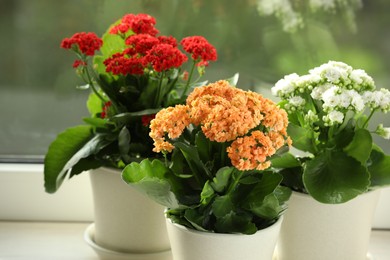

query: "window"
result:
(1, 0), (389, 161)
(0, 0), (389, 225)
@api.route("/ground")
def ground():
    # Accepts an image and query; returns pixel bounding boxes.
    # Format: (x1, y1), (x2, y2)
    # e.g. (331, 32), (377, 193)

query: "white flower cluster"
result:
(272, 61), (390, 127)
(257, 0), (303, 33)
(257, 0), (362, 33)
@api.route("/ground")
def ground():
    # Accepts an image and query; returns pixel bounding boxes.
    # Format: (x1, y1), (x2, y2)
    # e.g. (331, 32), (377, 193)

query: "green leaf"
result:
(44, 126), (111, 193)
(214, 211), (257, 234)
(111, 109), (160, 125)
(343, 128), (372, 165)
(200, 181), (215, 205)
(122, 159), (181, 208)
(287, 123), (317, 154)
(270, 152), (301, 168)
(99, 32), (126, 58)
(87, 92), (103, 116)
(83, 117), (111, 129)
(242, 173), (283, 219)
(118, 126), (131, 157)
(210, 167), (234, 193)
(175, 141), (211, 183)
(212, 195), (234, 218)
(369, 144), (390, 187)
(303, 150), (370, 203)
(184, 208), (209, 232)
(195, 131), (210, 163)
(170, 149), (193, 178)
(249, 194), (281, 219)
(225, 73), (239, 86)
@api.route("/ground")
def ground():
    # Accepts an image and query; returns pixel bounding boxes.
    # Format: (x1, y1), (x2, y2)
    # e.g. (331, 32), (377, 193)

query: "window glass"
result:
(0, 0), (389, 162)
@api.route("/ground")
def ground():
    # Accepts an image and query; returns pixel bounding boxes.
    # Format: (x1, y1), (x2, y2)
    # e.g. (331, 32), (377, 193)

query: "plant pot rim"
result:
(166, 215), (284, 238)
(290, 189), (380, 202)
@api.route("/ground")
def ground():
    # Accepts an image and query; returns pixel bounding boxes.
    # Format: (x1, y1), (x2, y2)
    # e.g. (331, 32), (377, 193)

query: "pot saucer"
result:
(84, 223), (172, 260)
(272, 252), (374, 260)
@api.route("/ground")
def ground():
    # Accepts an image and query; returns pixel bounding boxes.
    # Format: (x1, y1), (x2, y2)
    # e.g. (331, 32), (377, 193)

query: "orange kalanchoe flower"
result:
(149, 80), (291, 170)
(149, 105), (191, 153)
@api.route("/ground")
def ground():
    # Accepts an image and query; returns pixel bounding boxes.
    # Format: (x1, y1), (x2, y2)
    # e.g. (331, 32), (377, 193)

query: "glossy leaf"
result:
(343, 128), (372, 165)
(270, 152), (301, 168)
(200, 181), (214, 205)
(369, 144), (390, 187)
(210, 167), (233, 193)
(86, 92), (103, 116)
(44, 126), (111, 193)
(122, 159), (181, 208)
(303, 150), (370, 203)
(214, 211), (257, 234)
(287, 123), (317, 154)
(212, 195), (234, 218)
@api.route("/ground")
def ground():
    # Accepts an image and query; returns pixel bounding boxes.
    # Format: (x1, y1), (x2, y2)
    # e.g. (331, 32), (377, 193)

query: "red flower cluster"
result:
(61, 32), (103, 56)
(72, 60), (87, 68)
(101, 101), (112, 118)
(145, 44), (188, 72)
(141, 114), (156, 126)
(104, 52), (145, 75)
(181, 36), (217, 66)
(109, 13), (159, 36)
(62, 13), (217, 79)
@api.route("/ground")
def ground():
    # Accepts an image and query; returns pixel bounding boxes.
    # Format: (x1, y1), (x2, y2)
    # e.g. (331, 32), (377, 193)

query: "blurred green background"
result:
(0, 0), (389, 160)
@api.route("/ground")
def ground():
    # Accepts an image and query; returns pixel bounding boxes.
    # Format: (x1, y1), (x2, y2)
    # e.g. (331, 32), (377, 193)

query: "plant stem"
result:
(85, 65), (106, 103)
(362, 109), (376, 129)
(227, 169), (243, 194)
(181, 60), (197, 99)
(154, 72), (164, 108)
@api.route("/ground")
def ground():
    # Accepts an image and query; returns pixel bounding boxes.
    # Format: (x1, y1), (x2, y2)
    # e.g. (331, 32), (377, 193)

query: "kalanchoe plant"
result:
(44, 13), (217, 193)
(122, 80), (292, 234)
(271, 61), (390, 203)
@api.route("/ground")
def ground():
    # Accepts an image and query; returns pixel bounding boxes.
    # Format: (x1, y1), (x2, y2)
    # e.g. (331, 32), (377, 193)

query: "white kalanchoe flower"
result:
(324, 110), (344, 125)
(304, 110), (319, 125)
(377, 88), (390, 112)
(310, 0), (336, 11)
(350, 93), (365, 112)
(271, 73), (299, 97)
(364, 88), (390, 112)
(375, 124), (390, 140)
(339, 91), (352, 108)
(322, 86), (341, 110)
(289, 96), (306, 108)
(311, 84), (332, 100)
(350, 69), (366, 85)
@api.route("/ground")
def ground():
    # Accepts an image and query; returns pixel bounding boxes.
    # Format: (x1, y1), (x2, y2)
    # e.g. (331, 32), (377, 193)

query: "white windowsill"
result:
(0, 221), (389, 260)
(1, 163), (390, 228)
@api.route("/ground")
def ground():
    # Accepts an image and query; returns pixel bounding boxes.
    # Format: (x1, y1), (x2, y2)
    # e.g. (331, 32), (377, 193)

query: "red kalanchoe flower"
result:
(61, 32), (103, 56)
(104, 52), (146, 76)
(72, 59), (87, 68)
(145, 44), (188, 72)
(101, 101), (112, 118)
(180, 36), (217, 66)
(157, 35), (178, 47)
(110, 13), (159, 36)
(125, 34), (160, 55)
(141, 114), (156, 126)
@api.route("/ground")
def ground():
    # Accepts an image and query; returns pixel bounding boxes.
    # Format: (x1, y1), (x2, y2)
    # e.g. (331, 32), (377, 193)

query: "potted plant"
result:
(43, 13), (217, 258)
(271, 60), (390, 260)
(122, 80), (292, 260)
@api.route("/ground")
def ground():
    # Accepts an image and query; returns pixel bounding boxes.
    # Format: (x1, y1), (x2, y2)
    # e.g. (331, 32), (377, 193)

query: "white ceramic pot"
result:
(87, 167), (171, 259)
(276, 190), (381, 260)
(166, 216), (283, 260)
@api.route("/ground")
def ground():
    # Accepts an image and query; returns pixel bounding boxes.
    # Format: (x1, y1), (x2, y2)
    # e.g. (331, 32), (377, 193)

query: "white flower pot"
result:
(276, 190), (381, 260)
(166, 216), (283, 260)
(86, 167), (171, 259)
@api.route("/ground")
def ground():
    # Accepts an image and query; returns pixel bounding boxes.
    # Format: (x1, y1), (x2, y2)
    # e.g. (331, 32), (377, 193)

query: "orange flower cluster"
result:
(149, 80), (291, 170)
